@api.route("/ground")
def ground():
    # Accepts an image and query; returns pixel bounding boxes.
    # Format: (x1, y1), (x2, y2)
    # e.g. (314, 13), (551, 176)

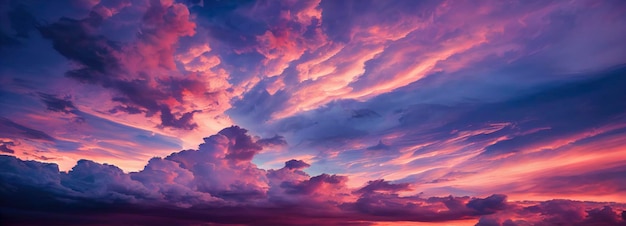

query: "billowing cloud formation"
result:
(2, 126), (624, 225)
(476, 199), (626, 226)
(2, 143), (625, 225)
(1, 0), (626, 225)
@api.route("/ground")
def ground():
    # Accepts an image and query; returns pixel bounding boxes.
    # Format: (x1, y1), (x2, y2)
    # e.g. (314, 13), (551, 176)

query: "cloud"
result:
(0, 125), (270, 208)
(38, 93), (77, 114)
(1, 0), (626, 224)
(223, 0), (626, 130)
(159, 126), (269, 201)
(284, 159), (310, 170)
(10, 126), (621, 225)
(354, 179), (411, 194)
(583, 206), (623, 225)
(0, 141), (16, 153)
(32, 0), (218, 131)
(0, 88), (188, 171)
(466, 194), (508, 215)
(159, 107), (200, 130)
(129, 157), (217, 207)
(256, 135), (287, 148)
(0, 117), (54, 141)
(61, 159), (154, 202)
(477, 199), (626, 226)
(0, 154), (63, 188)
(282, 173), (348, 195)
(216, 126), (264, 162)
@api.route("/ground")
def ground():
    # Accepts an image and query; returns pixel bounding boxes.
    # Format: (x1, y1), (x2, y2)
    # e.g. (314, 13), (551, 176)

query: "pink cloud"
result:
(1, 124), (625, 225)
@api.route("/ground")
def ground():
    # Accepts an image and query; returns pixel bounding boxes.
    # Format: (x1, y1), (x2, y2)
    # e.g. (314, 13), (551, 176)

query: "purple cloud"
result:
(1, 0), (626, 225)
(0, 141), (16, 153)
(354, 179), (411, 194)
(284, 159), (310, 170)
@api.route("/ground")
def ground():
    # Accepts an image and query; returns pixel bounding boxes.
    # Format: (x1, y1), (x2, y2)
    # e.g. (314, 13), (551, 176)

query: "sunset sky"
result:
(1, 0), (626, 225)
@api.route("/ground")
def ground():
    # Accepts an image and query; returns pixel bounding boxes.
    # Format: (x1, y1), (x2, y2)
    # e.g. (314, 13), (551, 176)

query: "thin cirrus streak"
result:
(1, 0), (626, 225)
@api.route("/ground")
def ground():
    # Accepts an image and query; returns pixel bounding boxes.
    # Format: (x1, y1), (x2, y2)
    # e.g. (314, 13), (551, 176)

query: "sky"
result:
(1, 0), (626, 225)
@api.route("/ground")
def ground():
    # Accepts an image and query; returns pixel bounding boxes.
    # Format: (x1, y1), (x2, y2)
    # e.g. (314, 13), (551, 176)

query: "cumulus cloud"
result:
(466, 194), (508, 214)
(0, 154), (63, 188)
(9, 126), (619, 225)
(477, 199), (626, 226)
(281, 173), (349, 199)
(61, 159), (155, 202)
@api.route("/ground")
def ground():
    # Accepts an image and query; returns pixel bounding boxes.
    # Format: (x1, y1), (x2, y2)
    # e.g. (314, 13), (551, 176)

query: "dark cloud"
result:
(0, 3), (36, 50)
(108, 105), (143, 114)
(38, 93), (76, 113)
(33, 1), (206, 130)
(351, 109), (381, 119)
(466, 194), (508, 214)
(523, 199), (587, 225)
(0, 117), (54, 141)
(0, 141), (16, 153)
(106, 81), (165, 117)
(36, 15), (112, 80)
(0, 154), (64, 191)
(583, 206), (623, 225)
(61, 159), (153, 202)
(8, 4), (38, 39)
(256, 135), (287, 147)
(475, 217), (501, 226)
(107, 79), (203, 130)
(159, 107), (200, 130)
(479, 199), (626, 225)
(355, 179), (411, 194)
(350, 193), (477, 222)
(36, 14), (185, 124)
(366, 140), (390, 151)
(217, 126), (263, 162)
(284, 159), (310, 170)
(282, 173), (347, 195)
